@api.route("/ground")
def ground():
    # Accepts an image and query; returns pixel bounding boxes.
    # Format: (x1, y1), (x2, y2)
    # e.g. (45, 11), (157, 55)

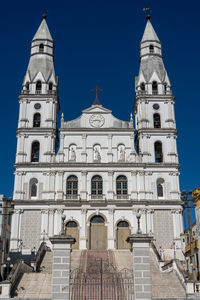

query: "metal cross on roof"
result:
(91, 84), (103, 105)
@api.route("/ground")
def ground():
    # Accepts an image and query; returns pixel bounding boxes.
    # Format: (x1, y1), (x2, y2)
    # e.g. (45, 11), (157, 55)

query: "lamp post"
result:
(136, 210), (142, 234)
(3, 256), (13, 280)
(181, 190), (197, 283)
(61, 214), (66, 236)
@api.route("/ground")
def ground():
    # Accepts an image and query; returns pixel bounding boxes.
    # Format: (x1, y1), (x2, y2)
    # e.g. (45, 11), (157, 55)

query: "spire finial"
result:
(91, 84), (103, 105)
(42, 9), (47, 20)
(42, 13), (47, 19)
(143, 7), (151, 20)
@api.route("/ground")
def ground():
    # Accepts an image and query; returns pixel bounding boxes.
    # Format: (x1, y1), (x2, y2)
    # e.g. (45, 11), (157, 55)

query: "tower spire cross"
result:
(143, 6), (151, 20)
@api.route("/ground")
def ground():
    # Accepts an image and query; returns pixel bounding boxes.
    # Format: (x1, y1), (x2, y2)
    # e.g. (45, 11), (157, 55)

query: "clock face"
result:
(89, 114), (105, 128)
(34, 103), (41, 110)
(153, 103), (159, 110)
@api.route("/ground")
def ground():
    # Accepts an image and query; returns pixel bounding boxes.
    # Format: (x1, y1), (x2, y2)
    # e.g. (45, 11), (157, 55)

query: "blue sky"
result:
(0, 0), (199, 199)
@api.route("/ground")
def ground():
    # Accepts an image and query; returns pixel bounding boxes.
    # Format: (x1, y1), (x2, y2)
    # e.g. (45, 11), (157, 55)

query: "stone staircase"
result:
(113, 249), (186, 299)
(150, 249), (186, 299)
(12, 249), (82, 298)
(13, 251), (52, 298)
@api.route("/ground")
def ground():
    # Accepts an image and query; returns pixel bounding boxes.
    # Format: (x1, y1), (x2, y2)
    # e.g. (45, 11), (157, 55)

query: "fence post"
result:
(50, 235), (75, 300)
(127, 233), (153, 300)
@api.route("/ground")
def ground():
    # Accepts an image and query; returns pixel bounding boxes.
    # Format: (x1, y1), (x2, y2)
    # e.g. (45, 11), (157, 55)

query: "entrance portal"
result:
(116, 221), (131, 249)
(89, 215), (107, 250)
(65, 221), (79, 249)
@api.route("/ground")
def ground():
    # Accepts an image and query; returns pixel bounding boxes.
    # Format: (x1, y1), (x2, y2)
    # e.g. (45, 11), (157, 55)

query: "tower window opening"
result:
(154, 141), (163, 163)
(164, 83), (167, 93)
(30, 178), (38, 198)
(33, 113), (41, 127)
(157, 178), (164, 197)
(39, 43), (44, 53)
(31, 141), (40, 162)
(140, 82), (145, 91)
(91, 175), (103, 196)
(153, 113), (161, 128)
(116, 175), (128, 195)
(25, 82), (29, 91)
(67, 175), (78, 197)
(149, 44), (154, 53)
(152, 81), (158, 94)
(36, 81), (42, 93)
(48, 82), (53, 91)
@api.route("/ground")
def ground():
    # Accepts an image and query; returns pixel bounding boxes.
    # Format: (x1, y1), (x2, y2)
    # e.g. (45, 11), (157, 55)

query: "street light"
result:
(136, 210), (142, 234)
(61, 214), (66, 235)
(3, 256), (13, 280)
(181, 190), (197, 283)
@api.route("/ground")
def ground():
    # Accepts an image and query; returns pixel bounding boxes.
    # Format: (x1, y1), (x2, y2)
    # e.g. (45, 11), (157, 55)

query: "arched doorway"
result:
(65, 221), (79, 249)
(116, 221), (131, 249)
(89, 215), (107, 250)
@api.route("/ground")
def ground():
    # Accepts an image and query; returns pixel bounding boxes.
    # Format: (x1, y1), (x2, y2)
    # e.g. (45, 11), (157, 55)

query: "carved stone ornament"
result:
(89, 114), (105, 128)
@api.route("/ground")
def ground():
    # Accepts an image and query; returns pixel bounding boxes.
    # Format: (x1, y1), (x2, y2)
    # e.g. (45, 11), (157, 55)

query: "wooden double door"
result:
(89, 215), (107, 250)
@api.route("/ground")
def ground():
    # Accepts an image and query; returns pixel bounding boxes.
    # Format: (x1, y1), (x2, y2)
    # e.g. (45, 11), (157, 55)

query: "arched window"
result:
(31, 141), (40, 162)
(149, 44), (154, 53)
(153, 113), (161, 128)
(140, 82), (145, 91)
(26, 82), (29, 91)
(66, 221), (78, 228)
(157, 179), (164, 197)
(33, 113), (41, 127)
(90, 215), (105, 223)
(152, 81), (158, 94)
(36, 81), (42, 92)
(30, 178), (38, 198)
(67, 175), (78, 197)
(154, 141), (163, 163)
(48, 82), (53, 91)
(116, 175), (128, 195)
(91, 175), (103, 196)
(39, 43), (44, 53)
(117, 220), (129, 227)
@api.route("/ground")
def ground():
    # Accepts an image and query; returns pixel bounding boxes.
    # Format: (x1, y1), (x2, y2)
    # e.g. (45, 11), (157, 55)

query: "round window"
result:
(153, 103), (159, 110)
(34, 103), (41, 110)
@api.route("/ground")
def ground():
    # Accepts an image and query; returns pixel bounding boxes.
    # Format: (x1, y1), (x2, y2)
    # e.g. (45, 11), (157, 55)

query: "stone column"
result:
(127, 234), (153, 300)
(50, 235), (75, 300)
(107, 171), (114, 200)
(80, 171), (87, 200)
(107, 134), (113, 162)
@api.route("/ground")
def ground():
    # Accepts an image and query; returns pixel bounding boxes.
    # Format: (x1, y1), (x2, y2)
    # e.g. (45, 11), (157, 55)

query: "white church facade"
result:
(10, 15), (183, 259)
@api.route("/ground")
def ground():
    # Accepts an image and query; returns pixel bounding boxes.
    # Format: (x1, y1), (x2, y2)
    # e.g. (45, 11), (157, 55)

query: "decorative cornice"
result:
(14, 162), (180, 169)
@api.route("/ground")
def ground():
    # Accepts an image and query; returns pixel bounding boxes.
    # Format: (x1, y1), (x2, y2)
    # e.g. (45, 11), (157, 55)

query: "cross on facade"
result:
(91, 84), (103, 100)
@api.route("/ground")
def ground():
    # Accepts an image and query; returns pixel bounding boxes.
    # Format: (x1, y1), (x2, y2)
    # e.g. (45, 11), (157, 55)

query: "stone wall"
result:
(20, 210), (41, 249)
(153, 210), (174, 249)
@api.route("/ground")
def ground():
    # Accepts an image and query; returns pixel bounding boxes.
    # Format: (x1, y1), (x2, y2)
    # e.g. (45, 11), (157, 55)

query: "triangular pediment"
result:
(82, 105), (112, 114)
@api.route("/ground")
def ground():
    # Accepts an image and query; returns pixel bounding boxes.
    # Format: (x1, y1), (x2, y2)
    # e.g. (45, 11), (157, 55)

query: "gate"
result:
(70, 258), (134, 300)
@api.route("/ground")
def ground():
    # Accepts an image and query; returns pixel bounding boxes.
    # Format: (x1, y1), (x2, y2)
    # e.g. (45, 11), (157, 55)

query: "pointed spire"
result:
(141, 19), (160, 43)
(32, 15), (53, 41)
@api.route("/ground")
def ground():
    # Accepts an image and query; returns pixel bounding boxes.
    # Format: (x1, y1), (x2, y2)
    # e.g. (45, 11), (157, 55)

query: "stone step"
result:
(150, 250), (186, 298)
(13, 273), (51, 298)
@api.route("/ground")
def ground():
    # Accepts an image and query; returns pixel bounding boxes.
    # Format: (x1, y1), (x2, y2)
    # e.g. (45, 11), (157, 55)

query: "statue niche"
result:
(118, 144), (125, 161)
(93, 144), (101, 162)
(69, 145), (76, 161)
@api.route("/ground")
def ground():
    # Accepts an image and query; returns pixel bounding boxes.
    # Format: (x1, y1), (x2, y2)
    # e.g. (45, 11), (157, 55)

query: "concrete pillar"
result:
(50, 235), (75, 300)
(127, 234), (153, 300)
